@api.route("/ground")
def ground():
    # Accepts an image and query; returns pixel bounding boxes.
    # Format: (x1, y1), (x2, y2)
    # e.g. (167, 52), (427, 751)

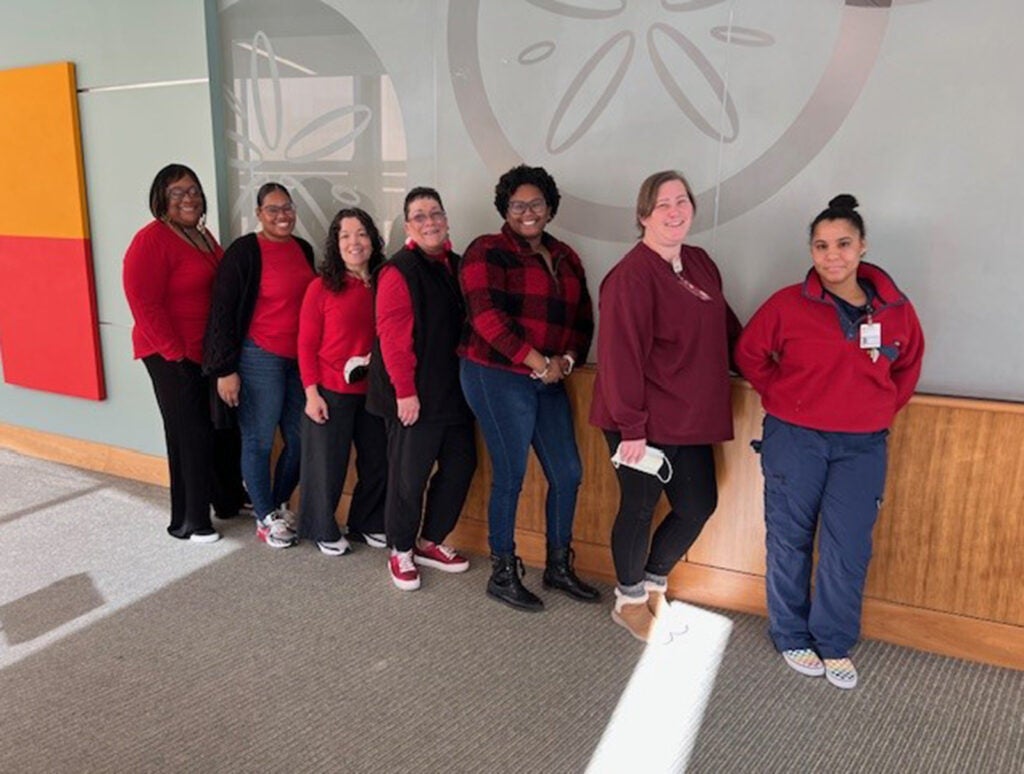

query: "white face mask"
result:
(611, 445), (673, 483)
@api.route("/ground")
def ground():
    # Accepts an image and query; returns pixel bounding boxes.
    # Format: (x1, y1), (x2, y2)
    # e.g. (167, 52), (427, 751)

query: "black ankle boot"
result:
(543, 546), (601, 602)
(487, 554), (544, 612)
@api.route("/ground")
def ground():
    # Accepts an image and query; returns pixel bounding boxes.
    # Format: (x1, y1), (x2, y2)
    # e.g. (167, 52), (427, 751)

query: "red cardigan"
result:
(123, 220), (222, 363)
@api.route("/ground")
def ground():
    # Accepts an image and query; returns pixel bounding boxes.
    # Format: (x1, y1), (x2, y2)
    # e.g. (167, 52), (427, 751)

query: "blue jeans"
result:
(237, 340), (304, 520)
(459, 358), (582, 555)
(760, 415), (888, 658)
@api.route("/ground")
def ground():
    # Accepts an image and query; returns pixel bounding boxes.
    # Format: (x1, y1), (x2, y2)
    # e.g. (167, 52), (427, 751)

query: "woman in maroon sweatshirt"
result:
(296, 208), (387, 556)
(591, 170), (741, 643)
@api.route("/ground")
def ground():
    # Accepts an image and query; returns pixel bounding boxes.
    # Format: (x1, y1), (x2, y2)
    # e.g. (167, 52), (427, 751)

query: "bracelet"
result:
(530, 356), (551, 380)
(562, 353), (576, 375)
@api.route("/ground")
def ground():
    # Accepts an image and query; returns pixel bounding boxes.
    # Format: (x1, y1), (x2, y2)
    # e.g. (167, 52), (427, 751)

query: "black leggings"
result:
(604, 431), (718, 587)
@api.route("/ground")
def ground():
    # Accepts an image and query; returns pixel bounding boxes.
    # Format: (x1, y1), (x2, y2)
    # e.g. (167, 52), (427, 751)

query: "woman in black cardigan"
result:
(204, 182), (316, 548)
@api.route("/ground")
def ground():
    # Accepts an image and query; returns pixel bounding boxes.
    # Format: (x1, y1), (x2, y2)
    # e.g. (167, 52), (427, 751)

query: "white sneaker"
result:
(256, 515), (296, 549)
(317, 537), (352, 556)
(277, 503), (299, 533)
(824, 657), (858, 689)
(782, 648), (826, 677)
(360, 532), (387, 549)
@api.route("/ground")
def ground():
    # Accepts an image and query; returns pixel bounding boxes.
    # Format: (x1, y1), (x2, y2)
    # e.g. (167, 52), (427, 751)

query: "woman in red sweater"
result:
(591, 170), (741, 643)
(123, 163), (243, 543)
(735, 194), (924, 689)
(204, 183), (316, 549)
(296, 208), (387, 555)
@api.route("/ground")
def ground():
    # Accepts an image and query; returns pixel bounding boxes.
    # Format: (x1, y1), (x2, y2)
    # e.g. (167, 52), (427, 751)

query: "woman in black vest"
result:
(367, 187), (477, 591)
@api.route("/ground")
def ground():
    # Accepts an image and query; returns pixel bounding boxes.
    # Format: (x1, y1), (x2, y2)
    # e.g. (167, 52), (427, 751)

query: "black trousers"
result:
(211, 425), (247, 517)
(604, 431), (718, 586)
(298, 390), (387, 542)
(383, 418), (477, 552)
(143, 356), (217, 537)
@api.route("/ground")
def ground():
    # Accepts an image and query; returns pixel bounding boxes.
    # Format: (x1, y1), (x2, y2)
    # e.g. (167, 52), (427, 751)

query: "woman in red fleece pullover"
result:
(735, 194), (924, 690)
(123, 163), (243, 543)
(296, 208), (387, 556)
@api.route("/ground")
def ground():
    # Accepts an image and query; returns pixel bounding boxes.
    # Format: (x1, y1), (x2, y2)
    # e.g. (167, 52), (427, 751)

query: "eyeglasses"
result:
(507, 198), (547, 216)
(261, 204), (295, 217)
(167, 186), (201, 202)
(407, 210), (446, 225)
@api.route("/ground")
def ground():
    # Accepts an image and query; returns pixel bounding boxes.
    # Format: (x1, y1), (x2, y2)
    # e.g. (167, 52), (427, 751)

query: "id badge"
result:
(860, 322), (881, 349)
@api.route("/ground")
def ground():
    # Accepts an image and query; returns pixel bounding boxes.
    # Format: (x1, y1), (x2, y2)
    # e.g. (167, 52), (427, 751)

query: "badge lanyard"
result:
(859, 305), (881, 363)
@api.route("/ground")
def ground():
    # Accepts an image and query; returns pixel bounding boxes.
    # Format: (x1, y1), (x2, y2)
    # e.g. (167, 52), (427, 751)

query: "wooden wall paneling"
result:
(868, 400), (1024, 625)
(686, 383), (768, 576)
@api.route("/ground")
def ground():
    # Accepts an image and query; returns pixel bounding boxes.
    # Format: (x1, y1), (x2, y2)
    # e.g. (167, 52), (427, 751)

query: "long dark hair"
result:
(149, 163), (206, 220)
(321, 207), (385, 292)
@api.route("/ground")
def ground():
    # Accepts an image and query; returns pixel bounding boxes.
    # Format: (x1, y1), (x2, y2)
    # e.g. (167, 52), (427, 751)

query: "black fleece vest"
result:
(366, 247), (472, 424)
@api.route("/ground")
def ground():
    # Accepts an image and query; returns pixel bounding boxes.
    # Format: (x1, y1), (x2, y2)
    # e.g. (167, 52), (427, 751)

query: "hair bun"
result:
(829, 193), (858, 210)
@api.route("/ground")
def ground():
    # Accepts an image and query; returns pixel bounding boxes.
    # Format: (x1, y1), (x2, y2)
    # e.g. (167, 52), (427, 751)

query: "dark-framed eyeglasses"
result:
(507, 198), (547, 216)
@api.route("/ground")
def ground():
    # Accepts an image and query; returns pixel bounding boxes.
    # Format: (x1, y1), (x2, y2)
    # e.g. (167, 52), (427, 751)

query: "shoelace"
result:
(396, 551), (417, 573)
(436, 543), (458, 560)
(268, 518), (295, 538)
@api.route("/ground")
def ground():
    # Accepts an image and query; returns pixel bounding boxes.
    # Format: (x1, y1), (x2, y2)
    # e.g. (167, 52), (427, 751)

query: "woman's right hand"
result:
(217, 373), (241, 407)
(397, 395), (420, 427)
(617, 438), (647, 465)
(305, 387), (329, 424)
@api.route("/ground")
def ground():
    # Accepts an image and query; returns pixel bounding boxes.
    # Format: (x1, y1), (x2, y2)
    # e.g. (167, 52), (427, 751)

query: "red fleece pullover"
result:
(735, 262), (924, 433)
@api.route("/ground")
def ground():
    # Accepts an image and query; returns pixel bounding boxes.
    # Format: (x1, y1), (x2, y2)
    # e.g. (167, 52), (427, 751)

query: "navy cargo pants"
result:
(759, 415), (888, 658)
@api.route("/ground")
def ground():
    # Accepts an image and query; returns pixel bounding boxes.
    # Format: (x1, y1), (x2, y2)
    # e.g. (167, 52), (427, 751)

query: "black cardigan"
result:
(202, 232), (316, 378)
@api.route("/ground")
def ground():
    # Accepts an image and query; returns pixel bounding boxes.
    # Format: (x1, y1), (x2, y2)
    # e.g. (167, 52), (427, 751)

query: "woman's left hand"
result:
(616, 438), (647, 465)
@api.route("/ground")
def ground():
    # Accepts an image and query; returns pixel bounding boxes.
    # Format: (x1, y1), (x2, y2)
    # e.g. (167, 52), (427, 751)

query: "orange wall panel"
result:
(0, 62), (89, 239)
(0, 62), (104, 400)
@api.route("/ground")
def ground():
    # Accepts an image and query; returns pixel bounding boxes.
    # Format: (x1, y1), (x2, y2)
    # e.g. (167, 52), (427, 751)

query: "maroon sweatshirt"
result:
(590, 242), (741, 445)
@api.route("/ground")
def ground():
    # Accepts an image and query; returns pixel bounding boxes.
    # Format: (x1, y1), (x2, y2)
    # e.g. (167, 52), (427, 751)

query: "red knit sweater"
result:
(298, 276), (375, 395)
(123, 220), (222, 363)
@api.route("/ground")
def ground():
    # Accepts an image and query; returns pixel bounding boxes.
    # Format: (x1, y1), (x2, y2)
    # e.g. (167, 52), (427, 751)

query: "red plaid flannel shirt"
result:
(459, 223), (593, 372)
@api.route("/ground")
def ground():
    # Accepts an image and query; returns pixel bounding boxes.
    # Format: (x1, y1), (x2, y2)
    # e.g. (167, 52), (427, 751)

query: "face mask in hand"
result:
(610, 444), (673, 483)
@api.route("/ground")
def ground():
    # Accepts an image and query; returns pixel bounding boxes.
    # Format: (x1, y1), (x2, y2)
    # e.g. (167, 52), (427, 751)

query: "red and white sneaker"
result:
(389, 549), (421, 591)
(256, 515), (297, 549)
(413, 540), (469, 573)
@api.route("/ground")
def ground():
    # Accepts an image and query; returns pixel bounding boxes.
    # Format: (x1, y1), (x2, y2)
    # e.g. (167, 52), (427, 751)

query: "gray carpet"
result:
(0, 448), (1021, 773)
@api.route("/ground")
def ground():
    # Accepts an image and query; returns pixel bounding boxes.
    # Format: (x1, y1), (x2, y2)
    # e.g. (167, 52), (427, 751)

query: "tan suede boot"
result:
(612, 589), (659, 643)
(645, 580), (669, 619)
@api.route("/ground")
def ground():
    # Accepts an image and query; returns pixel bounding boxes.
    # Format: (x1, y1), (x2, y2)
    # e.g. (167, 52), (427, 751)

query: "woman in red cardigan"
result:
(296, 208), (388, 555)
(123, 163), (244, 542)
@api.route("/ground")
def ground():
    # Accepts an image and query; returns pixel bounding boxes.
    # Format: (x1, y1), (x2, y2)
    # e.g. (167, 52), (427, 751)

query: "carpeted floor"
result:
(0, 449), (1021, 773)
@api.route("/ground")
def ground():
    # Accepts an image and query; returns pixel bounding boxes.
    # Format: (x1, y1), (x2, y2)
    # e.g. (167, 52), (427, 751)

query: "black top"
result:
(366, 246), (472, 424)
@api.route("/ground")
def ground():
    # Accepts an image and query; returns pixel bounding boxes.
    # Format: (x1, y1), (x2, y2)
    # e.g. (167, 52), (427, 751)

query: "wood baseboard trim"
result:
(0, 422), (168, 486)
